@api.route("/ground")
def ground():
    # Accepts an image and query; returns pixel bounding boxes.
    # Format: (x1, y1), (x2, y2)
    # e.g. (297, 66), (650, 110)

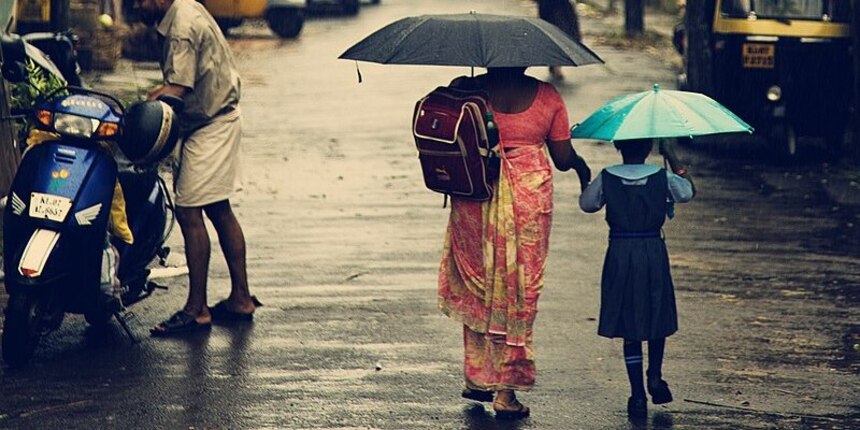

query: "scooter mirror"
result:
(2, 61), (28, 83)
(156, 94), (184, 113)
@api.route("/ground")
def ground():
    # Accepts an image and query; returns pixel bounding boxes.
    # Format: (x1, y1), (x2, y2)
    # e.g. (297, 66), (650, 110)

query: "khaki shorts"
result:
(173, 108), (243, 207)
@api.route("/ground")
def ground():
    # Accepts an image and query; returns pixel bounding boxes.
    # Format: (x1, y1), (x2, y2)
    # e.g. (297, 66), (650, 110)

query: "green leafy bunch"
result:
(9, 60), (67, 147)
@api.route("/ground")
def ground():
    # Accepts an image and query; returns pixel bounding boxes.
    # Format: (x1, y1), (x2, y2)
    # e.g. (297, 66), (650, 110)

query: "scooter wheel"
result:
(2, 292), (43, 367)
(85, 310), (113, 327)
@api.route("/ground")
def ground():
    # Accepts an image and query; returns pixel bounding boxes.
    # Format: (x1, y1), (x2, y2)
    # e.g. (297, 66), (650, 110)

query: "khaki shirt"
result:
(157, 0), (241, 132)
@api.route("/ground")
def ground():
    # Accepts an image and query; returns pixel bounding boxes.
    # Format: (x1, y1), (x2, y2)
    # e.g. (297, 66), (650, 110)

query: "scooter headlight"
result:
(53, 113), (99, 138)
(766, 85), (782, 102)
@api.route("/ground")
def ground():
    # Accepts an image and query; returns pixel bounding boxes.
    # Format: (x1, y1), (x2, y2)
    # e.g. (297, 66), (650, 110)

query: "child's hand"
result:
(658, 139), (673, 156)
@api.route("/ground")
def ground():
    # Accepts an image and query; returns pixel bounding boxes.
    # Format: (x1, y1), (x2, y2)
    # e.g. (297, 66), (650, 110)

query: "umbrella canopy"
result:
(339, 13), (603, 68)
(571, 84), (754, 141)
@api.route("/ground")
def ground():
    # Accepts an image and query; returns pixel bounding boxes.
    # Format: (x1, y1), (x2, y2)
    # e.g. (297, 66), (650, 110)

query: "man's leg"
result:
(204, 200), (255, 313)
(151, 205), (212, 334)
(175, 205), (212, 319)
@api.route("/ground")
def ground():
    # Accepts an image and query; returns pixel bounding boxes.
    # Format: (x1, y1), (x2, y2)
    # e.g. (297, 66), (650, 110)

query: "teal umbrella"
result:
(571, 84), (753, 141)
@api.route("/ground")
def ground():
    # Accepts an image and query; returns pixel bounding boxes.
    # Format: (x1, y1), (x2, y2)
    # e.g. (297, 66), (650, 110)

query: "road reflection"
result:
(462, 403), (530, 430)
(631, 411), (674, 430)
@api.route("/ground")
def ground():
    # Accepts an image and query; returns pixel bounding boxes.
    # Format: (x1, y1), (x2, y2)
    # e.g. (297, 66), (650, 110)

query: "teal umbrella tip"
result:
(653, 83), (660, 92)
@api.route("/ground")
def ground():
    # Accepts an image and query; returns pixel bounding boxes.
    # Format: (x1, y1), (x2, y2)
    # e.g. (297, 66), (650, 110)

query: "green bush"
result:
(9, 60), (67, 148)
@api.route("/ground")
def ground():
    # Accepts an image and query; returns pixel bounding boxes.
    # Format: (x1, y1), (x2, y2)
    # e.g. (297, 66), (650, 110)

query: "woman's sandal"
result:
(461, 388), (493, 403)
(150, 311), (211, 337)
(493, 399), (530, 420)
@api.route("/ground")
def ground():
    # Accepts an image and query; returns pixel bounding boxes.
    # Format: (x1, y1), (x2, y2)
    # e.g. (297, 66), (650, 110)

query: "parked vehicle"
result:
(1, 75), (180, 366)
(1, 30), (82, 86)
(674, 0), (853, 156)
(199, 0), (305, 38)
(12, 0), (83, 84)
(306, 0), (360, 15)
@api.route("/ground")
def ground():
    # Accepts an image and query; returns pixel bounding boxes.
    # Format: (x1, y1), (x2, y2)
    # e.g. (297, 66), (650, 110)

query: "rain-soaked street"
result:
(0, 0), (858, 429)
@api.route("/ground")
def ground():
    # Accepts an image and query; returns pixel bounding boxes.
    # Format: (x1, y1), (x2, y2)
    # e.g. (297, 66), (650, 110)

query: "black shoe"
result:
(461, 388), (493, 403)
(647, 377), (673, 404)
(627, 396), (647, 419)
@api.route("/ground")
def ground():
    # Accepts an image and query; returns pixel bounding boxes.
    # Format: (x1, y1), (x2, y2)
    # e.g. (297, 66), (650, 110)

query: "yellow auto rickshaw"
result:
(676, 0), (853, 156)
(200, 0), (305, 38)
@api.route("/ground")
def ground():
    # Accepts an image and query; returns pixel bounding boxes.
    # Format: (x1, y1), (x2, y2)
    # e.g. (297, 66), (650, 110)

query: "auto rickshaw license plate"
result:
(743, 44), (775, 69)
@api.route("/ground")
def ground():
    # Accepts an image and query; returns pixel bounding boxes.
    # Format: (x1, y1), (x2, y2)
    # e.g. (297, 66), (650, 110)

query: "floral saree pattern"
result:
(437, 80), (569, 391)
(439, 145), (554, 390)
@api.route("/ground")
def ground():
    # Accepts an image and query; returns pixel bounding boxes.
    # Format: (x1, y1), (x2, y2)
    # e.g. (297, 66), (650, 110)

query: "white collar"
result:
(605, 164), (661, 180)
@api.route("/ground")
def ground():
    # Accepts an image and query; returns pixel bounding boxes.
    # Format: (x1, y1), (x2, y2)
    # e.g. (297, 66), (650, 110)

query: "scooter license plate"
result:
(29, 192), (73, 222)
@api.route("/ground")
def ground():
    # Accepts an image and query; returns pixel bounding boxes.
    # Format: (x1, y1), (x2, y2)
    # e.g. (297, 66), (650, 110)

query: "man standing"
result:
(136, 0), (259, 335)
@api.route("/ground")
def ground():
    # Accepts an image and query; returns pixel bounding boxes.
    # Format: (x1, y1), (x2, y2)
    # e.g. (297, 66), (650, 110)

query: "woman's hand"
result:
(573, 155), (591, 191)
(546, 139), (591, 190)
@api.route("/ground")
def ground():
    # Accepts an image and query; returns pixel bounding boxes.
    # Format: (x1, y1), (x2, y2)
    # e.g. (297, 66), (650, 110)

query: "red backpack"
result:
(412, 86), (500, 201)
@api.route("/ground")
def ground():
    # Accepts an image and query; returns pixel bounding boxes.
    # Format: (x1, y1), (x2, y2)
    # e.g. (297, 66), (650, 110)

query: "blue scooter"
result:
(1, 85), (179, 367)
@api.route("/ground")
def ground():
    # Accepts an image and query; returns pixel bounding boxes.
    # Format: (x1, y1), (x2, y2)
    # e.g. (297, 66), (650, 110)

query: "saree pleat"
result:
(439, 145), (553, 390)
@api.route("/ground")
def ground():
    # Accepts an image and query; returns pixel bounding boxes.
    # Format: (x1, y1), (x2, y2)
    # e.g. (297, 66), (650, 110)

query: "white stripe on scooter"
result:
(11, 193), (26, 215)
(74, 203), (102, 225)
(19, 229), (61, 278)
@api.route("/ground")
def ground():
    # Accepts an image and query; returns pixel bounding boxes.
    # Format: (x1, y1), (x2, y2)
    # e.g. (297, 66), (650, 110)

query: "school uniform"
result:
(580, 164), (694, 341)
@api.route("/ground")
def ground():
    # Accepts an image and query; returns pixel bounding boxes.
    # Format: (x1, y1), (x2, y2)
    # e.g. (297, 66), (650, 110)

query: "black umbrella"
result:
(339, 13), (603, 68)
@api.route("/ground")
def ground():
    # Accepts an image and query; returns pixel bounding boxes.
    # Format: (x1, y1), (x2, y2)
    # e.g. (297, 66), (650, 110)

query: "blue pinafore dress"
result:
(598, 169), (678, 341)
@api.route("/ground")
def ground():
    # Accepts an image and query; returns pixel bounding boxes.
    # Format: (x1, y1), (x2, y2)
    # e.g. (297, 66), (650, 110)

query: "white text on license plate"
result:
(29, 192), (73, 222)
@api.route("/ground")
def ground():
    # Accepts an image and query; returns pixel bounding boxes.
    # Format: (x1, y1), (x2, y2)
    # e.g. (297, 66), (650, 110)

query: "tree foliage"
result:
(9, 60), (66, 147)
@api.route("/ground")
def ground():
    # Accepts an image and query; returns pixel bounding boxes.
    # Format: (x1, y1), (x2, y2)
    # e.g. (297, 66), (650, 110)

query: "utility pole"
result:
(684, 0), (714, 95)
(853, 0), (860, 159)
(50, 0), (69, 31)
(625, 0), (644, 36)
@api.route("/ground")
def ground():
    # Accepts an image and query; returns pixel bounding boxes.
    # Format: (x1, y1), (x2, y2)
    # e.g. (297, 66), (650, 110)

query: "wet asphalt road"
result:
(1, 1), (859, 429)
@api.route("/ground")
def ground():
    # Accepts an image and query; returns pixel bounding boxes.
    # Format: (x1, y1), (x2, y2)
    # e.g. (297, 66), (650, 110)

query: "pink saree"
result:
(438, 82), (569, 391)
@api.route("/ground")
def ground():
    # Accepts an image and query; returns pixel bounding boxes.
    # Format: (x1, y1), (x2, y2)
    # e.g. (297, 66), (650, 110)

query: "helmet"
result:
(119, 100), (179, 165)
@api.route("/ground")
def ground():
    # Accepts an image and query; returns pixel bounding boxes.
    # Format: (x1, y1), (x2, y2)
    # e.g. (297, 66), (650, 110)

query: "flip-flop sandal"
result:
(150, 311), (211, 337)
(461, 388), (493, 403)
(209, 296), (263, 322)
(494, 399), (530, 420)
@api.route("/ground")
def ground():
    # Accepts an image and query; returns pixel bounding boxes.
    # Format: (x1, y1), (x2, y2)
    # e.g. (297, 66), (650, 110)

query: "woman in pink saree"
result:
(439, 67), (591, 419)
